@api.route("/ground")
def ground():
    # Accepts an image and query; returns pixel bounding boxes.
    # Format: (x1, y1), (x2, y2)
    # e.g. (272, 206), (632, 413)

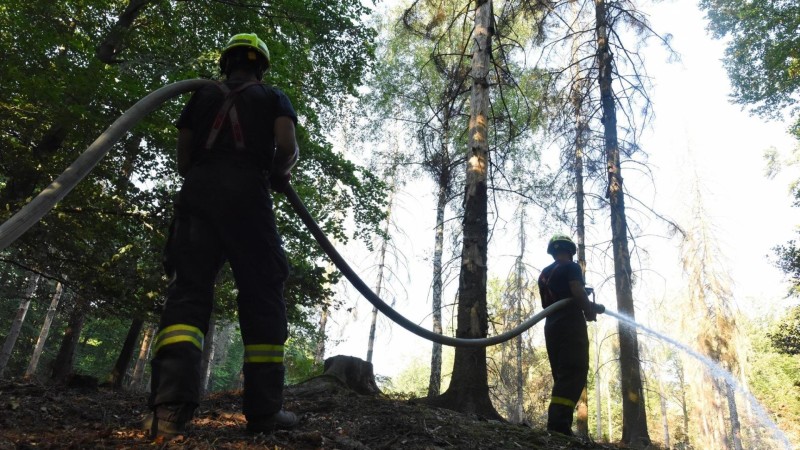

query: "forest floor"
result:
(0, 378), (636, 450)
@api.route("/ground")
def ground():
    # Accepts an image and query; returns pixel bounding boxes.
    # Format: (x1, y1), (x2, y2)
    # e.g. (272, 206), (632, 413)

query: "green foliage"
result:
(767, 305), (800, 355)
(0, 0), (387, 353)
(746, 318), (800, 441)
(700, 0), (800, 121)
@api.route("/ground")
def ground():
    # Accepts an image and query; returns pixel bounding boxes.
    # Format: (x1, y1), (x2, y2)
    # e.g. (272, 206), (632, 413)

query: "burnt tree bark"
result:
(595, 0), (650, 445)
(426, 0), (500, 420)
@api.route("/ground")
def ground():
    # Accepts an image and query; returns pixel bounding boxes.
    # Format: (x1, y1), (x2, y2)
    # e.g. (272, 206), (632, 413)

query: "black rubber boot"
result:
(246, 409), (299, 433)
(143, 402), (196, 439)
(546, 403), (574, 436)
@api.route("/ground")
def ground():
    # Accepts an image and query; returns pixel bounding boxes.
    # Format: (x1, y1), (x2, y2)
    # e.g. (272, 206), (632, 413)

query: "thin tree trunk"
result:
(201, 313), (216, 396)
(595, 0), (650, 445)
(511, 206), (526, 423)
(595, 325), (602, 439)
(428, 178), (447, 398)
(25, 281), (63, 380)
(107, 318), (143, 388)
(367, 188), (394, 363)
(130, 322), (155, 391)
(658, 379), (670, 449)
(727, 381), (743, 450)
(0, 274), (40, 378)
(51, 298), (88, 383)
(208, 320), (235, 392)
(315, 306), (328, 365)
(429, 0), (499, 420)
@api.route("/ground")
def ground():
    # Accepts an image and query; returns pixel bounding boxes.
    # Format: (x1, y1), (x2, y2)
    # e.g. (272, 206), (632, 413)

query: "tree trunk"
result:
(51, 298), (88, 383)
(727, 382), (743, 450)
(0, 274), (40, 378)
(208, 320), (236, 392)
(595, 325), (602, 439)
(367, 187), (394, 364)
(200, 313), (216, 396)
(107, 318), (143, 388)
(658, 378), (670, 449)
(427, 0), (500, 420)
(25, 281), (63, 380)
(323, 355), (381, 395)
(428, 117), (451, 399)
(595, 0), (650, 445)
(130, 322), (155, 391)
(315, 306), (328, 365)
(511, 207), (526, 423)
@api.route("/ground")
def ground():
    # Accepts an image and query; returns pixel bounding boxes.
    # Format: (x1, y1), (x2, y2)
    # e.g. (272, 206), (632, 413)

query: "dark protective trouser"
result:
(149, 160), (289, 419)
(544, 311), (589, 434)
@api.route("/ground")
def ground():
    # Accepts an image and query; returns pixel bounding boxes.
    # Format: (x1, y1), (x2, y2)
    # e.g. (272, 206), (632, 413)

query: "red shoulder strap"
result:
(204, 81), (260, 151)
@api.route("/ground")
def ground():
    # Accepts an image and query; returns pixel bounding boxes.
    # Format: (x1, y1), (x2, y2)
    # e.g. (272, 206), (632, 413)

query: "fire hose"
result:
(0, 79), (574, 347)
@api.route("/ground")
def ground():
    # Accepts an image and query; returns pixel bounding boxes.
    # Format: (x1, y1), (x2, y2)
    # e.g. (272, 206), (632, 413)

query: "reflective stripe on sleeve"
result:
(550, 396), (577, 408)
(244, 344), (284, 363)
(154, 324), (204, 353)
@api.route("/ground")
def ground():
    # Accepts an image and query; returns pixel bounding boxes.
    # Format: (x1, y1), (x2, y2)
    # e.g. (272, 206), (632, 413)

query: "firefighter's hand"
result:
(584, 304), (605, 322)
(270, 172), (292, 194)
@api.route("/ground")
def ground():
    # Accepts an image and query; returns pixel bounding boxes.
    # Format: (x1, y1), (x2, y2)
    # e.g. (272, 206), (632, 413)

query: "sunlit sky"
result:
(321, 0), (800, 378)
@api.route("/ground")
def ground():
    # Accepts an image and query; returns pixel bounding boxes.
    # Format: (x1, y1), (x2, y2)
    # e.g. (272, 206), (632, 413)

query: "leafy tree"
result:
(701, 0), (800, 298)
(0, 0), (387, 380)
(700, 0), (800, 130)
(767, 305), (800, 355)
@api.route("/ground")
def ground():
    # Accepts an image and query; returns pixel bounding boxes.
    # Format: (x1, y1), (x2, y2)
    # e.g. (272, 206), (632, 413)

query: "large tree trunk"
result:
(427, 0), (500, 420)
(0, 274), (40, 378)
(594, 0), (650, 445)
(25, 281), (63, 380)
(107, 318), (143, 388)
(130, 322), (155, 391)
(51, 298), (88, 383)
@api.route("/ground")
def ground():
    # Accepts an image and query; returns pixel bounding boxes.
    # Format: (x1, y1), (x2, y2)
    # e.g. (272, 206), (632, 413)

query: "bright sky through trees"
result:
(324, 0), (799, 378)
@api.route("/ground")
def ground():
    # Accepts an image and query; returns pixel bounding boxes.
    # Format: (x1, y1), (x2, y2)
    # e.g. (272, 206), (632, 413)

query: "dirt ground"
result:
(0, 378), (629, 449)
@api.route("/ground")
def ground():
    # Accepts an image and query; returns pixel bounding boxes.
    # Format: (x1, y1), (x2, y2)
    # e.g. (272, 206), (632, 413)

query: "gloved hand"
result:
(584, 303), (605, 322)
(269, 172), (292, 194)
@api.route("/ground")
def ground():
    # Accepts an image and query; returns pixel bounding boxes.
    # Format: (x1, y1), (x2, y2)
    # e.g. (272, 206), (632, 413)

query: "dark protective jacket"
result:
(538, 259), (589, 434)
(149, 79), (297, 419)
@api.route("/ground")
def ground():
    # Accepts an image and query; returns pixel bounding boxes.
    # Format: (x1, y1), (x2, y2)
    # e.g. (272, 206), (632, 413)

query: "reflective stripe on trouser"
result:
(153, 324), (204, 354)
(244, 344), (284, 363)
(242, 344), (285, 417)
(550, 396), (576, 408)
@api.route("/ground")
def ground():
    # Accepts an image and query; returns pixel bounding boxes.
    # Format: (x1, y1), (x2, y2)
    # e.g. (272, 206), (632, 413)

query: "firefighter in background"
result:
(145, 33), (300, 439)
(537, 234), (605, 436)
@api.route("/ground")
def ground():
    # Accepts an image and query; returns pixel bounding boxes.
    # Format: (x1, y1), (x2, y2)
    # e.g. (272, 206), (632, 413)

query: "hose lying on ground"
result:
(284, 185), (574, 347)
(0, 78), (573, 347)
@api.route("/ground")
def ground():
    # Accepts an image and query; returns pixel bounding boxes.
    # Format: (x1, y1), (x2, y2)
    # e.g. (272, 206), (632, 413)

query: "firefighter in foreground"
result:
(144, 33), (300, 439)
(537, 234), (605, 436)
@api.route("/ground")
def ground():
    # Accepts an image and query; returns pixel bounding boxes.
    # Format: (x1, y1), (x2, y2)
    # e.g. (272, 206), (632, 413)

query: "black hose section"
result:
(284, 185), (575, 347)
(0, 79), (217, 251)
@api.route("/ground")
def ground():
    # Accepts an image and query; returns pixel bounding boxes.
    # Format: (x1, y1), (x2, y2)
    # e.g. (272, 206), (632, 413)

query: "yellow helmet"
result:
(547, 233), (577, 256)
(219, 33), (270, 72)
